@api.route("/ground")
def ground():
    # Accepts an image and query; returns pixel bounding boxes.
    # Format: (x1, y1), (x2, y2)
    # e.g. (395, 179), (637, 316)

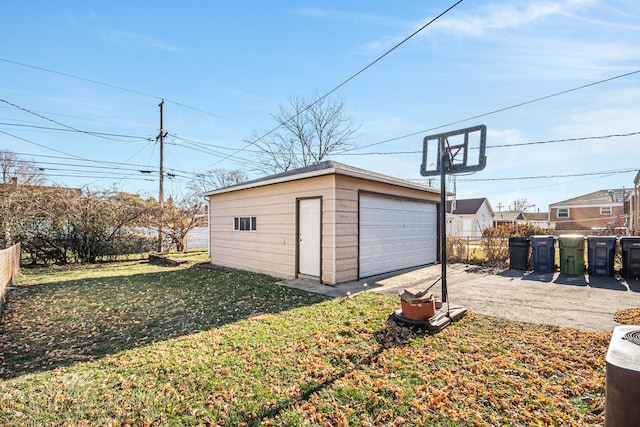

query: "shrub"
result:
(481, 223), (552, 267)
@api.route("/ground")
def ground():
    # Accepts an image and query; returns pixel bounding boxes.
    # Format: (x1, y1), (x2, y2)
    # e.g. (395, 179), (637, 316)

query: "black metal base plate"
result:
(390, 305), (468, 332)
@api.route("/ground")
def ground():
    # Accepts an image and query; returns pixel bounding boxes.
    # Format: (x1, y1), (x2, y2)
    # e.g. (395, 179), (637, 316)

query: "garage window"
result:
(600, 207), (612, 215)
(234, 216), (256, 231)
(557, 208), (569, 218)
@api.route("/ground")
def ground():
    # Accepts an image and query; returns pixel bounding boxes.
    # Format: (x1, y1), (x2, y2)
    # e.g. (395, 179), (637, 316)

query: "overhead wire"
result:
(0, 98), (151, 143)
(335, 130), (640, 156)
(0, 121), (151, 141)
(2, 5), (637, 190)
(457, 168), (636, 182)
(0, 57), (252, 127)
(346, 69), (640, 152)
(207, 0), (466, 166)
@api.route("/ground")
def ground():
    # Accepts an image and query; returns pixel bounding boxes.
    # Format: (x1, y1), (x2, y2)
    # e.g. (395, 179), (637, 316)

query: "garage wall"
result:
(209, 175), (335, 281)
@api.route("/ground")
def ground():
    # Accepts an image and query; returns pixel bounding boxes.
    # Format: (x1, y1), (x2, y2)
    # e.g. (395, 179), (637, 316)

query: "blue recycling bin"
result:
(621, 237), (640, 280)
(587, 236), (617, 277)
(530, 235), (555, 273)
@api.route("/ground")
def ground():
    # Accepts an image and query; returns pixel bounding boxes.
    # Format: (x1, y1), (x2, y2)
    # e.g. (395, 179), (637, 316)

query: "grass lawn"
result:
(0, 252), (609, 426)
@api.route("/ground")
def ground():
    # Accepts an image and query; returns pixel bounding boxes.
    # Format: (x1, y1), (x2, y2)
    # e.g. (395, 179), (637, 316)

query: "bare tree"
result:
(190, 168), (248, 194)
(157, 190), (207, 252)
(512, 198), (534, 212)
(0, 150), (44, 185)
(249, 93), (359, 174)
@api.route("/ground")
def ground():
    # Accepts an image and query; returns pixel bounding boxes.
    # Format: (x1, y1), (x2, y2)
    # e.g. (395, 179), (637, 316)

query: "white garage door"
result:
(360, 194), (437, 278)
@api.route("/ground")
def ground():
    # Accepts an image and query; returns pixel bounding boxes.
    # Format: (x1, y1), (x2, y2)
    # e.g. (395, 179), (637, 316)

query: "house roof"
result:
(204, 161), (440, 196)
(494, 211), (526, 221)
(524, 212), (549, 221)
(549, 189), (627, 207)
(445, 198), (492, 215)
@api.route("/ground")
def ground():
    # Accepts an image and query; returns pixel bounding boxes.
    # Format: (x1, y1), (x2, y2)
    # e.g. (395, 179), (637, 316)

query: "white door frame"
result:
(296, 197), (322, 280)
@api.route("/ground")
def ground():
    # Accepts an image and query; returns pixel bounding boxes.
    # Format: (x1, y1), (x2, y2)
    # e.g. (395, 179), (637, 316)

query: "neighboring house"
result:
(549, 189), (627, 236)
(523, 212), (554, 230)
(445, 198), (493, 240)
(493, 211), (526, 227)
(204, 161), (441, 284)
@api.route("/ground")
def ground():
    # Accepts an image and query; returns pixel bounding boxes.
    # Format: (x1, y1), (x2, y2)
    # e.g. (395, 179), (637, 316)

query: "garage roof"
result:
(204, 161), (440, 196)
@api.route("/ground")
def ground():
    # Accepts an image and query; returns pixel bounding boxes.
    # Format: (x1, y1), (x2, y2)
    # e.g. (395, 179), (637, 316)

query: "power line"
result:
(336, 130), (640, 155)
(457, 168), (636, 182)
(0, 98), (151, 143)
(0, 121), (151, 141)
(0, 130), (90, 160)
(485, 130), (640, 148)
(352, 69), (640, 151)
(11, 151), (156, 170)
(210, 0), (466, 166)
(0, 57), (252, 127)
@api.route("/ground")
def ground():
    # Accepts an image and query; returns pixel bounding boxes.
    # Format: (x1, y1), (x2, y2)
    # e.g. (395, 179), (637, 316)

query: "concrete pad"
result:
(279, 263), (640, 333)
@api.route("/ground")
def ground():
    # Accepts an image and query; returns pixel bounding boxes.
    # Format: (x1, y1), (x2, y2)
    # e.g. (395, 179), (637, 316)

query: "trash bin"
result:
(508, 236), (529, 270)
(558, 235), (586, 275)
(587, 236), (617, 277)
(621, 237), (640, 280)
(530, 235), (555, 273)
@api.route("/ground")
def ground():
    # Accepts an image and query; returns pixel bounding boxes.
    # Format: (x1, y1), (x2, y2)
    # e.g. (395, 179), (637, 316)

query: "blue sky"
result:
(1, 0), (639, 212)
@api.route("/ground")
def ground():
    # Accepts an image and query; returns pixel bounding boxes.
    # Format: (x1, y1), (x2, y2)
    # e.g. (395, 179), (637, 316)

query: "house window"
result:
(600, 207), (612, 215)
(557, 208), (569, 219)
(233, 216), (256, 231)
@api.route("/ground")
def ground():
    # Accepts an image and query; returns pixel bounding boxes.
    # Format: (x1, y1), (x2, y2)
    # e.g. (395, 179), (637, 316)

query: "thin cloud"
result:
(432, 0), (596, 37)
(100, 30), (183, 52)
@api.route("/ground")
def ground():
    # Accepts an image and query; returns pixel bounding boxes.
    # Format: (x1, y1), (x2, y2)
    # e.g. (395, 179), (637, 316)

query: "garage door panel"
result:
(359, 194), (437, 278)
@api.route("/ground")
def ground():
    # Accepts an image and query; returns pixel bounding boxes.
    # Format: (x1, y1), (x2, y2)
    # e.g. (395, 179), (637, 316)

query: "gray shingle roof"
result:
(549, 189), (627, 207)
(445, 198), (490, 215)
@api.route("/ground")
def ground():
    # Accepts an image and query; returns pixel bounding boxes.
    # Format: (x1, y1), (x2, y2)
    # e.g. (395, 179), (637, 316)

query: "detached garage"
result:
(205, 161), (440, 284)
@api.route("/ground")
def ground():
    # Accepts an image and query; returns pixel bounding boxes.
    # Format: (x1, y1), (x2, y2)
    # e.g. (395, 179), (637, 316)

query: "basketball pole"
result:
(439, 135), (448, 304)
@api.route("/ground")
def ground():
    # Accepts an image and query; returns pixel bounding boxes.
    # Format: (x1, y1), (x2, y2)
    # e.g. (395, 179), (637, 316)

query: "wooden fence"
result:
(0, 243), (20, 312)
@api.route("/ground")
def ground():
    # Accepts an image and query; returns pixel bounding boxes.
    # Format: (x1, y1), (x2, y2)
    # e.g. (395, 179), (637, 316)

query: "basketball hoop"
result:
(420, 124), (487, 176)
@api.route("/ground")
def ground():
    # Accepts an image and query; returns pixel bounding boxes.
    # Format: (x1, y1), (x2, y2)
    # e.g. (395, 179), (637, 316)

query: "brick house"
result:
(549, 189), (627, 236)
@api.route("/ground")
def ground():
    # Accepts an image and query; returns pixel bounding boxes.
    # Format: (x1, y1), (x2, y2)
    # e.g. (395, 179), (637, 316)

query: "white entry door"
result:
(298, 198), (321, 278)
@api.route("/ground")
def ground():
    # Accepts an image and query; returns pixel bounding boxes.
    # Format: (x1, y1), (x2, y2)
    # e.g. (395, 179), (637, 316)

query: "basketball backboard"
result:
(420, 124), (487, 176)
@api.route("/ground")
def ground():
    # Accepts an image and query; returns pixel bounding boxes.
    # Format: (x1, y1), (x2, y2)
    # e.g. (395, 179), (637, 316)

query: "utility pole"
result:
(157, 100), (165, 253)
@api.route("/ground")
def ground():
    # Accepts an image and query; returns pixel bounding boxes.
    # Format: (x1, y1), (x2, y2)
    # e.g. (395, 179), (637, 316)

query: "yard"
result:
(0, 252), (609, 426)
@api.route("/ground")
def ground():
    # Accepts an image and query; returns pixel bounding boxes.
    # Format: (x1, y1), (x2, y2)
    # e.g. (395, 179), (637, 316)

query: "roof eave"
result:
(205, 165), (439, 197)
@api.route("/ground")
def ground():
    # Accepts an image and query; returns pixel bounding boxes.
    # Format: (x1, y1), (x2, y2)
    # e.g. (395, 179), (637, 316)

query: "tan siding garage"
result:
(359, 193), (437, 277)
(205, 161), (440, 285)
